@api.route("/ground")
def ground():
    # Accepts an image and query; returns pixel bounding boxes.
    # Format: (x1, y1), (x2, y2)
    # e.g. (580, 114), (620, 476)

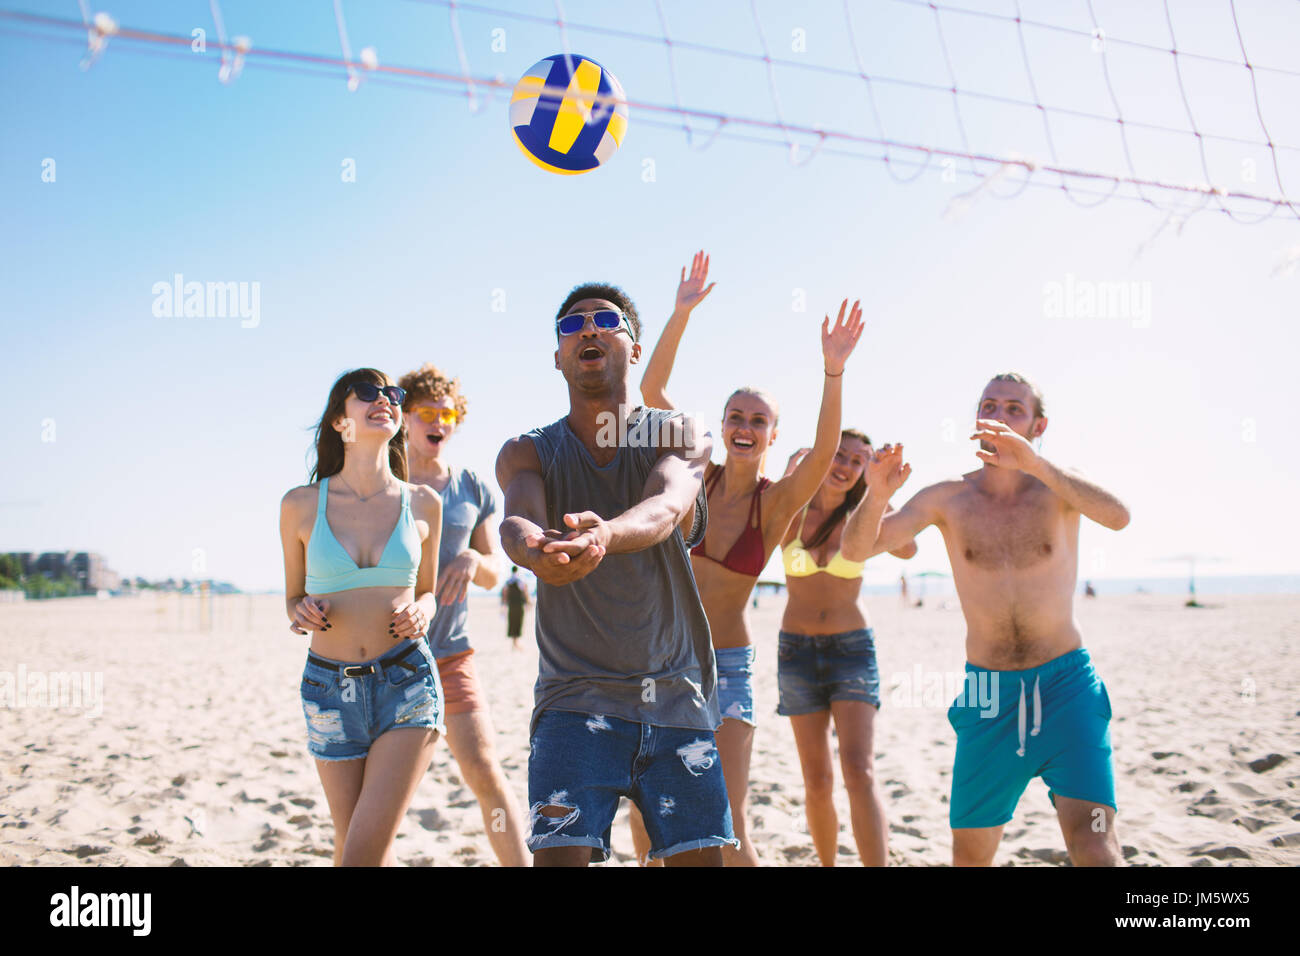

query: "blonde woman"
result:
(638, 251), (864, 865)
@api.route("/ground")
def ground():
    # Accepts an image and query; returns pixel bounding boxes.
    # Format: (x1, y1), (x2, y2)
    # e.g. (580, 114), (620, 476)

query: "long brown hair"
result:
(804, 428), (871, 550)
(309, 368), (409, 483)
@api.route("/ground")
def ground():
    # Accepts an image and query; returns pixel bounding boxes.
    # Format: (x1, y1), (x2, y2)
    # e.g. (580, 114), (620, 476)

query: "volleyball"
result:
(509, 54), (628, 175)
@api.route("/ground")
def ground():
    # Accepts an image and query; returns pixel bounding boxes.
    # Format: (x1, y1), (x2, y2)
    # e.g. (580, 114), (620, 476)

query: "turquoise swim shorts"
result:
(947, 647), (1116, 829)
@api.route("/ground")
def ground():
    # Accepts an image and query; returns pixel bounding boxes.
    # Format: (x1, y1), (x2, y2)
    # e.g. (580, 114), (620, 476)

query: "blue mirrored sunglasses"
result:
(556, 309), (633, 339)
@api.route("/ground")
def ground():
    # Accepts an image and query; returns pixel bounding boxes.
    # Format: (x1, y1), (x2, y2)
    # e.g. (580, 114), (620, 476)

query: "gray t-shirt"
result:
(524, 407), (718, 736)
(424, 467), (497, 659)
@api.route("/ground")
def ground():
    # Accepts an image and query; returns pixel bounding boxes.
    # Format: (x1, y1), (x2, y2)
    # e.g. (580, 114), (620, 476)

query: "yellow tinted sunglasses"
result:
(411, 406), (459, 425)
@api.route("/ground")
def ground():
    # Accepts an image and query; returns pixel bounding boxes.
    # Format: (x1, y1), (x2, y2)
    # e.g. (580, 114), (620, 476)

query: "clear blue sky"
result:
(3, 0), (1298, 591)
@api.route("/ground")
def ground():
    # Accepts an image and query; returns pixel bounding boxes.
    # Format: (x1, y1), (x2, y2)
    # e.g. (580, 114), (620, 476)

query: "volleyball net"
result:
(3, 0), (1298, 226)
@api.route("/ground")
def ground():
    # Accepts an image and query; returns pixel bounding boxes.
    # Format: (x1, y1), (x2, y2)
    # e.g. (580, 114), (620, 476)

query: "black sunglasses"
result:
(350, 382), (406, 406)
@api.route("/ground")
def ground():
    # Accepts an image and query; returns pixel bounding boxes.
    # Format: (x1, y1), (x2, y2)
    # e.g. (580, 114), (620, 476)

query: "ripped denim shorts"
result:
(527, 709), (738, 862)
(300, 638), (445, 761)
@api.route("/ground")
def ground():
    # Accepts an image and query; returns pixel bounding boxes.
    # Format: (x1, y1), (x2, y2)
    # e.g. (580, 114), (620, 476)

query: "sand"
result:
(1, 591), (1296, 866)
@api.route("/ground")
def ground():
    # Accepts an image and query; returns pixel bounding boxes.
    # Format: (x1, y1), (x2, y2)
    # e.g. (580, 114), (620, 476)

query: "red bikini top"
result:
(690, 467), (772, 578)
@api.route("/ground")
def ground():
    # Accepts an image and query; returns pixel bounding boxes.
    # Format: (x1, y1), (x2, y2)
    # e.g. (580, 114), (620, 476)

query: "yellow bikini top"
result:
(782, 502), (865, 580)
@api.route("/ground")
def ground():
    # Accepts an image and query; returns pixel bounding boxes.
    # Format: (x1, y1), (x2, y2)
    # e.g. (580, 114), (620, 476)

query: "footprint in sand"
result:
(1232, 816), (1275, 833)
(289, 797), (316, 809)
(64, 845), (109, 859)
(1248, 754), (1286, 773)
(1190, 843), (1251, 861)
(1269, 832), (1300, 848)
(411, 808), (449, 831)
(1226, 781), (1264, 797)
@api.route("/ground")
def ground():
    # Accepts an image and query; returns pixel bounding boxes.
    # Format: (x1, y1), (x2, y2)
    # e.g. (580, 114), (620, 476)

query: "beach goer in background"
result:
(637, 250), (865, 865)
(398, 362), (529, 867)
(279, 368), (443, 866)
(497, 282), (734, 867)
(501, 565), (531, 647)
(852, 373), (1131, 867)
(778, 430), (917, 866)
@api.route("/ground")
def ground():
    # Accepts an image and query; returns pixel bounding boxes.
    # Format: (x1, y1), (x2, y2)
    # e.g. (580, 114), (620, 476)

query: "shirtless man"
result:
(846, 373), (1130, 867)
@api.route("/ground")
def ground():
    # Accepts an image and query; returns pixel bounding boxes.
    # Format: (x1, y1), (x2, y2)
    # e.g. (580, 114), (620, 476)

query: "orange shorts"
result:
(435, 649), (484, 715)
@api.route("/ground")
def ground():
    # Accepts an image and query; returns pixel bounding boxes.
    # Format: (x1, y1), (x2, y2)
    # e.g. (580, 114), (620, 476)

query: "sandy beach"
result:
(1, 590), (1296, 866)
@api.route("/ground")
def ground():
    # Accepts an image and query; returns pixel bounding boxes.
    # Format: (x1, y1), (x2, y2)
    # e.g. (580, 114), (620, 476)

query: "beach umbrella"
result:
(913, 570), (950, 602)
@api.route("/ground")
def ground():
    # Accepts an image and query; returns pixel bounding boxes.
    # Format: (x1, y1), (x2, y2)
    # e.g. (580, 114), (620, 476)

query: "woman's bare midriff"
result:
(692, 556), (761, 649)
(305, 585), (418, 662)
(780, 574), (868, 636)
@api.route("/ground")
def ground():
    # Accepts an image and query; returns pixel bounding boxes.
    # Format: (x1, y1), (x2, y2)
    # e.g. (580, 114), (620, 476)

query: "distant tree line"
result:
(0, 554), (82, 598)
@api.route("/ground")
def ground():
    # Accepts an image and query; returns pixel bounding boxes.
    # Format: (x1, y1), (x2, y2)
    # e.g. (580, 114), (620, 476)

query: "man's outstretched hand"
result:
(526, 513), (610, 585)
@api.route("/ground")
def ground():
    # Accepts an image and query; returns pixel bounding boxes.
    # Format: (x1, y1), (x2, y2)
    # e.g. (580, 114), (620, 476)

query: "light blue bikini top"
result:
(305, 477), (421, 594)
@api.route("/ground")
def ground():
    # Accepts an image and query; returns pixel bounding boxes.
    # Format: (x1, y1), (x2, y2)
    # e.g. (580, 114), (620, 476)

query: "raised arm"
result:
(542, 414), (713, 558)
(971, 419), (1130, 530)
(769, 299), (864, 514)
(639, 250), (715, 410)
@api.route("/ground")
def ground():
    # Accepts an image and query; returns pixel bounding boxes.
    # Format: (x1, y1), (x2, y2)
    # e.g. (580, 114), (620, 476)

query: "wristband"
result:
(825, 368), (844, 377)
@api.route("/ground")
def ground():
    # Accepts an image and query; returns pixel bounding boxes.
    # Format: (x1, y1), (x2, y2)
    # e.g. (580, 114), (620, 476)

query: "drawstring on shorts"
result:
(1016, 675), (1042, 757)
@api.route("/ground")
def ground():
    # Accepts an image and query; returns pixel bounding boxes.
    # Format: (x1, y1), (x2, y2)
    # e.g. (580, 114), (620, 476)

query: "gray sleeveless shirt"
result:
(524, 407), (718, 736)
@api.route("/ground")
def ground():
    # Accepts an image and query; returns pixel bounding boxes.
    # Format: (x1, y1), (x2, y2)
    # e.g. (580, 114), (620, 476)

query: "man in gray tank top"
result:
(496, 282), (737, 867)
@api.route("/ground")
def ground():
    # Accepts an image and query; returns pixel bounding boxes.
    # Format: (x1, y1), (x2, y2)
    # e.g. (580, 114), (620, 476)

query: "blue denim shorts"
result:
(300, 638), (445, 761)
(528, 710), (739, 862)
(715, 645), (756, 726)
(777, 628), (881, 715)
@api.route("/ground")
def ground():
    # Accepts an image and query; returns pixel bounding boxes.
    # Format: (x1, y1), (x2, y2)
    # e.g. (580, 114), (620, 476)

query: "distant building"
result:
(5, 551), (121, 593)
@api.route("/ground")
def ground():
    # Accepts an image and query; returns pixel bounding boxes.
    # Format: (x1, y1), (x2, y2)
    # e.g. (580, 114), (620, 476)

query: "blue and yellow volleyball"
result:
(510, 54), (628, 174)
